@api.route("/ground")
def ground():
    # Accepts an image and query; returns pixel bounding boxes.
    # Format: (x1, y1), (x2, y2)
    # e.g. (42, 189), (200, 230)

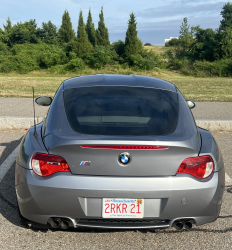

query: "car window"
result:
(64, 86), (178, 136)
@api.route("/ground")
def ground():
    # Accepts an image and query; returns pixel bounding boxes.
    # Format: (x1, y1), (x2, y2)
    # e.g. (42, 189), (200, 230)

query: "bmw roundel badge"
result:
(118, 152), (131, 166)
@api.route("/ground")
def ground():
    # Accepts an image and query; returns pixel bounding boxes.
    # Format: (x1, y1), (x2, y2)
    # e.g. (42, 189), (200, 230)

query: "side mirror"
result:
(35, 96), (52, 106)
(186, 100), (196, 109)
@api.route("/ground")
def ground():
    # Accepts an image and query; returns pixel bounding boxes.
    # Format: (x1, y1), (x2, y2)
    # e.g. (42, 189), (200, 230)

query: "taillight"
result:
(31, 153), (70, 177)
(177, 156), (214, 179)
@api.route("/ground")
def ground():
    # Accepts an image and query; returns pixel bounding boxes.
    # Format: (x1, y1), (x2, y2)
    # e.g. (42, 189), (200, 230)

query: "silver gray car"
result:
(15, 74), (225, 230)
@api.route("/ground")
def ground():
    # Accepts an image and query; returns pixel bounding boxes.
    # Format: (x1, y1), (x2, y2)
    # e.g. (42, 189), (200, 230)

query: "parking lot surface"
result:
(0, 130), (232, 250)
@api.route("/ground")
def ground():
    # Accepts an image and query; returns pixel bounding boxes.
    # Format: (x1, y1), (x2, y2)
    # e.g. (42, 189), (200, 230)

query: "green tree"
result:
(190, 27), (219, 61)
(74, 10), (93, 57)
(95, 29), (101, 45)
(0, 28), (9, 44)
(9, 19), (40, 45)
(86, 9), (96, 46)
(165, 38), (180, 47)
(219, 2), (232, 32)
(179, 17), (194, 48)
(220, 27), (232, 58)
(3, 17), (12, 33)
(96, 7), (110, 46)
(59, 10), (75, 43)
(124, 12), (142, 60)
(112, 40), (125, 57)
(41, 21), (58, 44)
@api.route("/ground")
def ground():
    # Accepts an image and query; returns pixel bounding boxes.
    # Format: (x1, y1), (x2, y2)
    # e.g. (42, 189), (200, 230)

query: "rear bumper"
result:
(15, 165), (225, 229)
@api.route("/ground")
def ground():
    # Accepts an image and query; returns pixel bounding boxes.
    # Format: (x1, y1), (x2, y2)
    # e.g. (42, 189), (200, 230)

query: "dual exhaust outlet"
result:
(50, 218), (71, 230)
(174, 220), (193, 230)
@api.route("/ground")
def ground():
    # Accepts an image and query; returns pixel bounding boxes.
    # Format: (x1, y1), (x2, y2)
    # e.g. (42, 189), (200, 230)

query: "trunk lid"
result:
(48, 137), (199, 177)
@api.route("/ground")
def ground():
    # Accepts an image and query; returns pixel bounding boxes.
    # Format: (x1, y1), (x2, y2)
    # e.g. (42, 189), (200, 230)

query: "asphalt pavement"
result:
(0, 98), (232, 120)
(0, 130), (232, 249)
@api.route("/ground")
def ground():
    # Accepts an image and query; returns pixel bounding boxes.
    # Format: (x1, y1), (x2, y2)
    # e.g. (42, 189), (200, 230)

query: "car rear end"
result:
(16, 75), (225, 230)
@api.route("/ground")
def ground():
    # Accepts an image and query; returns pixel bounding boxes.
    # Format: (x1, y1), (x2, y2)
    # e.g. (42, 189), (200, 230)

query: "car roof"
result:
(63, 74), (176, 92)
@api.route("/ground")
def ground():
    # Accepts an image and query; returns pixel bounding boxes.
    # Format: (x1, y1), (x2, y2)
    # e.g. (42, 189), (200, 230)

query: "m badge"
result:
(80, 161), (91, 166)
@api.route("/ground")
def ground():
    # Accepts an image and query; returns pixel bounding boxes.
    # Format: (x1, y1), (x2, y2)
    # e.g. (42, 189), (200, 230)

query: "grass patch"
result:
(0, 68), (232, 101)
(144, 46), (171, 54)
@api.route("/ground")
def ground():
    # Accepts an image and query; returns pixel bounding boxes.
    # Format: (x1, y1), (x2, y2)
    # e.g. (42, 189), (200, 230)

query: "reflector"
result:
(177, 156), (214, 179)
(31, 153), (70, 177)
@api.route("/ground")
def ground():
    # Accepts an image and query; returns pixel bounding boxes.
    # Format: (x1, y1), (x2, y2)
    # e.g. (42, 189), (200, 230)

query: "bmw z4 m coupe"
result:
(15, 74), (225, 230)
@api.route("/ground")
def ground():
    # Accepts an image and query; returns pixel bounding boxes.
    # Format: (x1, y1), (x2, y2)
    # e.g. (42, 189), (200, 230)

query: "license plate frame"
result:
(102, 198), (144, 219)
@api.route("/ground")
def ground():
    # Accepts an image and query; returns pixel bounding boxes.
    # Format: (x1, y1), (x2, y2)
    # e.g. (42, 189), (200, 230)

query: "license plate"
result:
(102, 198), (144, 218)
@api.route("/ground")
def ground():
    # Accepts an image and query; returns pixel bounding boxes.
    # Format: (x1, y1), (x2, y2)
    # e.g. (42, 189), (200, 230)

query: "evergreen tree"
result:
(3, 17), (12, 33)
(59, 10), (75, 43)
(219, 2), (232, 32)
(86, 9), (96, 46)
(179, 18), (192, 38)
(95, 29), (102, 45)
(74, 10), (93, 57)
(124, 12), (142, 60)
(96, 7), (110, 46)
(0, 28), (9, 44)
(179, 17), (194, 48)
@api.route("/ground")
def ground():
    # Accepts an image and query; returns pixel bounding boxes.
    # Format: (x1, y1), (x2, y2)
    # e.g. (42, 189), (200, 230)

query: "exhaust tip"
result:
(60, 219), (70, 230)
(184, 220), (192, 230)
(174, 220), (184, 230)
(51, 218), (60, 229)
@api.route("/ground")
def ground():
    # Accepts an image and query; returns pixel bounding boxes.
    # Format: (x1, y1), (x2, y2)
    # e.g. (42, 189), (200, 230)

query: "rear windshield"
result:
(64, 86), (178, 136)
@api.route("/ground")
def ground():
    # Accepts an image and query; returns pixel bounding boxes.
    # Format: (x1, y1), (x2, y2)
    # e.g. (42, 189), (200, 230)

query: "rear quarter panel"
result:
(198, 128), (224, 171)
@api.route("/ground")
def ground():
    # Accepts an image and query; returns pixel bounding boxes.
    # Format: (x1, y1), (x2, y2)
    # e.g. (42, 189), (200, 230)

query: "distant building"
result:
(165, 37), (179, 44)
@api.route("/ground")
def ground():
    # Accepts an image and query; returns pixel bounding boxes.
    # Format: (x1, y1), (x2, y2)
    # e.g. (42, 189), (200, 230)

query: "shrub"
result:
(192, 59), (232, 77)
(64, 58), (85, 72)
(139, 49), (166, 69)
(68, 51), (77, 60)
(9, 43), (68, 69)
(165, 38), (180, 47)
(171, 57), (190, 69)
(10, 43), (43, 56)
(0, 42), (9, 55)
(83, 46), (118, 69)
(38, 47), (67, 68)
(144, 43), (152, 46)
(129, 54), (157, 70)
(0, 54), (39, 73)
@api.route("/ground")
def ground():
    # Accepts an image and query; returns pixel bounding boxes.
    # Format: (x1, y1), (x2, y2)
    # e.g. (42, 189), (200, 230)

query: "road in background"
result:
(0, 130), (232, 249)
(0, 98), (232, 120)
(0, 98), (49, 117)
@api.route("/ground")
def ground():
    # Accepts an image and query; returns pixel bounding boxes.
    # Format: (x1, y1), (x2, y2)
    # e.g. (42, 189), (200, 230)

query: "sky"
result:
(0, 0), (228, 45)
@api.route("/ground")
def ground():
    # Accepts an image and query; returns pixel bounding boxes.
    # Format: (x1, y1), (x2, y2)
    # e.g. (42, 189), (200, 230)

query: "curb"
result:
(196, 120), (232, 132)
(0, 116), (232, 131)
(0, 116), (44, 129)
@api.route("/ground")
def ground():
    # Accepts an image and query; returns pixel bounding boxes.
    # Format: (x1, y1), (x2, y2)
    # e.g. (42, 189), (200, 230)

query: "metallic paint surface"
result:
(15, 168), (224, 227)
